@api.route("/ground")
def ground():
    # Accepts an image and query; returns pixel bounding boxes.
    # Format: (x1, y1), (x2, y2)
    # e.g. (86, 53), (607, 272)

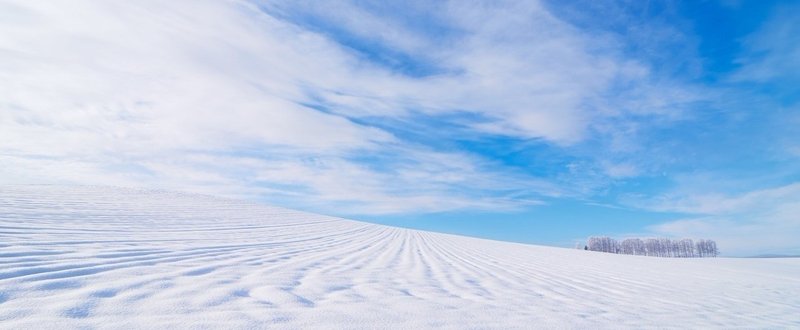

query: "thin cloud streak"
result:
(0, 0), (681, 214)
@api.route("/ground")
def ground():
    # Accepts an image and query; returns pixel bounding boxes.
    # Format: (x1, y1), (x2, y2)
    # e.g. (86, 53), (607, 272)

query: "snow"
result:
(1, 185), (799, 329)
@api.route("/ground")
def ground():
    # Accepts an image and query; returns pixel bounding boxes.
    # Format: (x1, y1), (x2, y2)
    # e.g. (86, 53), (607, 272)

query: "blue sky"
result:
(1, 0), (798, 256)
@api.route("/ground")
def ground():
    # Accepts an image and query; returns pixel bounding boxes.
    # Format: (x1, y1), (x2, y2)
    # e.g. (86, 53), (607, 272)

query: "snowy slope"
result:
(1, 186), (798, 329)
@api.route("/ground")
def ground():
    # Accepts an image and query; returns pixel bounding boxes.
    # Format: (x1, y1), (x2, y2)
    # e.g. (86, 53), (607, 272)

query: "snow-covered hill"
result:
(1, 185), (798, 328)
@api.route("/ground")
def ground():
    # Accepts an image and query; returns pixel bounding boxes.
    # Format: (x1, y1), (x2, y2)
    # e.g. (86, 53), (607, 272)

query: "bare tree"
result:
(587, 236), (620, 253)
(696, 239), (705, 257)
(708, 240), (718, 257)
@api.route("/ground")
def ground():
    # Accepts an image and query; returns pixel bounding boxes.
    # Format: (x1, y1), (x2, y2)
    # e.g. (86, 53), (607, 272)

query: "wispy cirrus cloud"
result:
(1, 0), (687, 215)
(646, 182), (800, 256)
(730, 4), (800, 84)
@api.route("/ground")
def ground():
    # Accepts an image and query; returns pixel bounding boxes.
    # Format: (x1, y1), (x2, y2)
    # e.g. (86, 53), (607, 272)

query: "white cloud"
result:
(731, 4), (800, 83)
(0, 0), (392, 154)
(601, 162), (639, 178)
(263, 0), (702, 144)
(0, 0), (703, 214)
(642, 182), (800, 215)
(646, 183), (800, 255)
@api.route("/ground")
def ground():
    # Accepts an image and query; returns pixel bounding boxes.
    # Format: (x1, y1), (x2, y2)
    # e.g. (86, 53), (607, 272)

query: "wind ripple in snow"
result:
(0, 185), (799, 328)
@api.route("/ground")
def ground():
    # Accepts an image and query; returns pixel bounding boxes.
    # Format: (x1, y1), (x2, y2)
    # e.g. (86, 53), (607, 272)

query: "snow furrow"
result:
(1, 185), (799, 328)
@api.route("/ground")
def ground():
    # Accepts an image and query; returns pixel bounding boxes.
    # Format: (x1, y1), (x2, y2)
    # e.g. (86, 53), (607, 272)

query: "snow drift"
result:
(1, 185), (798, 328)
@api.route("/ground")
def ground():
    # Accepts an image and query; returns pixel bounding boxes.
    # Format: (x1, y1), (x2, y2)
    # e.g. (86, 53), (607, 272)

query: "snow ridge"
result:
(1, 185), (798, 328)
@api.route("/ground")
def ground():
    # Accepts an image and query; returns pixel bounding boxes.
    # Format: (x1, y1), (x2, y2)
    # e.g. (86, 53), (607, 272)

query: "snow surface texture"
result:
(1, 186), (799, 329)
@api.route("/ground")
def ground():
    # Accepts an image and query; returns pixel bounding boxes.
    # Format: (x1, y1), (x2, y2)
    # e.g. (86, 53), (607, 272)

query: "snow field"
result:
(1, 185), (799, 329)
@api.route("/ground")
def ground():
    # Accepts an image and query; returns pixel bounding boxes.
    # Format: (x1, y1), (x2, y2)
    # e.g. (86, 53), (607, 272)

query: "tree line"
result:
(585, 236), (718, 257)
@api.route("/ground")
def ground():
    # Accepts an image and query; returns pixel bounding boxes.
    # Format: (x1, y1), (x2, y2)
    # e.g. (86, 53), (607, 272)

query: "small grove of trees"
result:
(586, 237), (718, 257)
